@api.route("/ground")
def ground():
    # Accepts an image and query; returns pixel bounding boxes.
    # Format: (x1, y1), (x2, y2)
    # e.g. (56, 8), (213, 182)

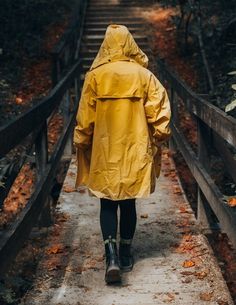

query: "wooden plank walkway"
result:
(21, 151), (234, 305)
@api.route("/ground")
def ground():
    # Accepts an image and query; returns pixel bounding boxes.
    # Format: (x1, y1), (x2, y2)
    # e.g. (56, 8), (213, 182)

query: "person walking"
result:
(73, 24), (171, 284)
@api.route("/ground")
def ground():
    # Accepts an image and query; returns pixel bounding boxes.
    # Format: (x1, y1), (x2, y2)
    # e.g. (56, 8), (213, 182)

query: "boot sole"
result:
(105, 267), (121, 284)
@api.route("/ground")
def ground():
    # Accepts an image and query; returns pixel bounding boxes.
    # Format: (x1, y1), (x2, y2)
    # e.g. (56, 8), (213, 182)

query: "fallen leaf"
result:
(63, 185), (76, 193)
(181, 271), (194, 276)
(183, 234), (193, 242)
(179, 206), (187, 213)
(67, 171), (76, 177)
(44, 257), (63, 271)
(47, 244), (64, 254)
(217, 300), (229, 305)
(166, 292), (175, 300)
(176, 220), (190, 228)
(170, 175), (177, 180)
(227, 197), (236, 207)
(200, 291), (213, 301)
(182, 260), (195, 268)
(140, 213), (149, 218)
(195, 270), (208, 279)
(186, 243), (196, 250)
(15, 97), (23, 104)
(173, 186), (183, 195)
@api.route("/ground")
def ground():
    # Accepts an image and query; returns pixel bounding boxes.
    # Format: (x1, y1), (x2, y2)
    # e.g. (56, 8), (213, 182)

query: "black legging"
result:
(100, 198), (137, 241)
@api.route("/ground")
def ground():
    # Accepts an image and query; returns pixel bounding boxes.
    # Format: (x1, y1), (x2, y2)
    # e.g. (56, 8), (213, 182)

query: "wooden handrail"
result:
(172, 123), (236, 245)
(157, 57), (236, 249)
(157, 58), (236, 147)
(0, 0), (87, 276)
(0, 60), (82, 275)
(0, 61), (81, 158)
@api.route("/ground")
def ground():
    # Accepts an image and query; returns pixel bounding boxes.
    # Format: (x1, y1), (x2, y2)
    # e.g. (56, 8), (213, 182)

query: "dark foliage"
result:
(0, 0), (74, 61)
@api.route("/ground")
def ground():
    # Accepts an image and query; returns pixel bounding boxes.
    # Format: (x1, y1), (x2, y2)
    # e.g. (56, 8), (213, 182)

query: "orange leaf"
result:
(162, 292), (175, 302)
(200, 291), (213, 301)
(217, 300), (229, 305)
(182, 260), (195, 268)
(47, 244), (64, 254)
(164, 172), (170, 177)
(179, 206), (187, 213)
(15, 97), (23, 104)
(195, 270), (208, 279)
(63, 185), (76, 193)
(227, 197), (236, 207)
(67, 171), (76, 177)
(173, 186), (183, 195)
(183, 234), (193, 242)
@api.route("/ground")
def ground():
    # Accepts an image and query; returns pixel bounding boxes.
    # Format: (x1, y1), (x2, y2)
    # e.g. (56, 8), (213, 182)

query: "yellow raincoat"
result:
(73, 24), (171, 200)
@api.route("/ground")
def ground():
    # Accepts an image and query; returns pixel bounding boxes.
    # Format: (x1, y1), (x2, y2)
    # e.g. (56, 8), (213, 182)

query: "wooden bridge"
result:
(0, 0), (236, 304)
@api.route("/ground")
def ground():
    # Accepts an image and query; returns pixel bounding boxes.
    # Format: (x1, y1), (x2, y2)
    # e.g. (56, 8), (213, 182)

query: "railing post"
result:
(35, 121), (53, 227)
(51, 54), (58, 87)
(35, 121), (48, 181)
(197, 119), (217, 232)
(64, 45), (70, 69)
(57, 58), (62, 83)
(62, 89), (73, 159)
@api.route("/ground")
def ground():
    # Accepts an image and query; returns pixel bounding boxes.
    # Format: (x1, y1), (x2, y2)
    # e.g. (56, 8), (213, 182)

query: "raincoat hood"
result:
(90, 24), (149, 70)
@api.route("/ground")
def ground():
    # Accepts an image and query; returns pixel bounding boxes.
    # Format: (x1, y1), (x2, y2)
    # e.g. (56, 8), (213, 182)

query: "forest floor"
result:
(144, 0), (236, 113)
(0, 0), (76, 126)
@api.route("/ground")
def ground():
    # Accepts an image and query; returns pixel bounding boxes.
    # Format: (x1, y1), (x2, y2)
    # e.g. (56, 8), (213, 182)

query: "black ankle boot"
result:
(119, 239), (134, 272)
(104, 236), (121, 284)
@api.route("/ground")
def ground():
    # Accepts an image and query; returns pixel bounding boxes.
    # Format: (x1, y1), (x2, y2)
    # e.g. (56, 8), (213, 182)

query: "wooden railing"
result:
(157, 58), (236, 249)
(51, 0), (87, 86)
(0, 0), (88, 275)
(0, 60), (82, 275)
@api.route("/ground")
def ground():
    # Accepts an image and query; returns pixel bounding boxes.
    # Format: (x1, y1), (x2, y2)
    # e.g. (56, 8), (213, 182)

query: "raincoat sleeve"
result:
(144, 74), (171, 145)
(73, 72), (96, 186)
(73, 72), (96, 149)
